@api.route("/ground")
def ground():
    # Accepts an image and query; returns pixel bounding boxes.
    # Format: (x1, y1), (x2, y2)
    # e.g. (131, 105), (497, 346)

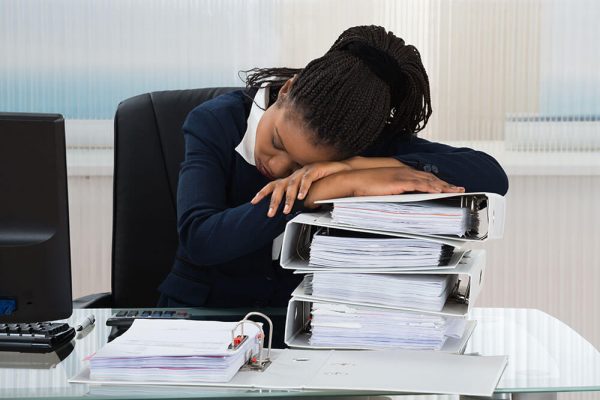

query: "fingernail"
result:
(284, 205), (290, 213)
(268, 207), (273, 216)
(298, 192), (304, 199)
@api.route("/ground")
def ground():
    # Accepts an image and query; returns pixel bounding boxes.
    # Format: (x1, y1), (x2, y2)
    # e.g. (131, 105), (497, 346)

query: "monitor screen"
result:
(0, 113), (72, 323)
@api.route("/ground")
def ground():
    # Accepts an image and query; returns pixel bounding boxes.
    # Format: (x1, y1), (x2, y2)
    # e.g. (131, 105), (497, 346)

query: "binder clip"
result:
(230, 312), (273, 371)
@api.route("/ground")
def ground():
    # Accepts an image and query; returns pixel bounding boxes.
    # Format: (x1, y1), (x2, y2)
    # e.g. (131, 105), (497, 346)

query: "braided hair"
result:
(244, 25), (432, 158)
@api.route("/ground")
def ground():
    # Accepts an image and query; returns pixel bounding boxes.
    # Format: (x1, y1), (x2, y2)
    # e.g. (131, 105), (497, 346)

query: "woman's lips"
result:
(257, 160), (274, 180)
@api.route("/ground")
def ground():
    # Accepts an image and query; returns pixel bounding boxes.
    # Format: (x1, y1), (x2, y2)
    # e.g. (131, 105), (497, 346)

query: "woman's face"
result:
(254, 80), (338, 180)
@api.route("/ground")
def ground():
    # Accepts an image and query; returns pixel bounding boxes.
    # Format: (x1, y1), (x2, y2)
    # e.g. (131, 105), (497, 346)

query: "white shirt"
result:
(234, 87), (284, 260)
(234, 87), (269, 166)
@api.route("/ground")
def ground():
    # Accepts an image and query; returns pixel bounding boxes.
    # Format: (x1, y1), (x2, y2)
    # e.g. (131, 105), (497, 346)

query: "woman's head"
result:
(249, 25), (432, 179)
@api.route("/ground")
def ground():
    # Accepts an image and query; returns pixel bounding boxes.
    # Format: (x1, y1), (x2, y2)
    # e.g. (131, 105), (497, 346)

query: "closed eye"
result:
(272, 135), (283, 151)
(274, 127), (287, 152)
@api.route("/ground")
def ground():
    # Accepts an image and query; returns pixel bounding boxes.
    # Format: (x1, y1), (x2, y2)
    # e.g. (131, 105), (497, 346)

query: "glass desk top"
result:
(0, 307), (598, 399)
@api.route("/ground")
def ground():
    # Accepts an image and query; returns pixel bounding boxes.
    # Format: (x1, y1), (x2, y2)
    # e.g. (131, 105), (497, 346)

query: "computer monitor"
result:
(0, 113), (72, 323)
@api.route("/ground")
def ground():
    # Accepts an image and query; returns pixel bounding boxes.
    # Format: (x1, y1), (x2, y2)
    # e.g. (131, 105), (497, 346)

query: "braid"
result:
(242, 67), (301, 88)
(243, 26), (432, 157)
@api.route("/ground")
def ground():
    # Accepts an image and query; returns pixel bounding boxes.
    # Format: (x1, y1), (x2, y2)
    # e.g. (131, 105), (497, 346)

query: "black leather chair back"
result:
(112, 87), (240, 307)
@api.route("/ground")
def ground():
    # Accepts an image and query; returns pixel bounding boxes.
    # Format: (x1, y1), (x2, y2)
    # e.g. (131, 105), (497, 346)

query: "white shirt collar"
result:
(235, 87), (269, 166)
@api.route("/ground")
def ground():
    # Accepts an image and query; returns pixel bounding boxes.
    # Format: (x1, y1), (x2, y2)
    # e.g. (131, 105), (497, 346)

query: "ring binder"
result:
(286, 216), (467, 272)
(233, 312), (273, 371)
(289, 250), (485, 317)
(316, 192), (505, 241)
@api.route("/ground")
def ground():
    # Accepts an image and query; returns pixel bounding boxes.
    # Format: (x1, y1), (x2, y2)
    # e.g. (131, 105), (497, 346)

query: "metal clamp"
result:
(230, 312), (273, 371)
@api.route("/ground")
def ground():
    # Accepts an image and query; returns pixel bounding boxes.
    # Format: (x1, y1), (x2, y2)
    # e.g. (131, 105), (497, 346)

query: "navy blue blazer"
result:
(158, 90), (508, 308)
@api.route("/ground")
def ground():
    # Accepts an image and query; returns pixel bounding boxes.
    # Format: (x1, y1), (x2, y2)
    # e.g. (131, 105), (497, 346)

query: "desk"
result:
(0, 308), (599, 399)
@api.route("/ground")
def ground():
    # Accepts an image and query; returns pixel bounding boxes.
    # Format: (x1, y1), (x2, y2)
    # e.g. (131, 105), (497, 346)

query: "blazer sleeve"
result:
(391, 137), (509, 195)
(176, 107), (296, 266)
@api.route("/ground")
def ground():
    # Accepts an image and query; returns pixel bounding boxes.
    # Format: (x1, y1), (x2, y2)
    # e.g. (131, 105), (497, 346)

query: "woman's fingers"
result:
(297, 170), (316, 200)
(283, 174), (301, 214)
(388, 170), (465, 194)
(251, 182), (275, 205)
(413, 171), (465, 193)
(268, 181), (286, 217)
(254, 165), (466, 216)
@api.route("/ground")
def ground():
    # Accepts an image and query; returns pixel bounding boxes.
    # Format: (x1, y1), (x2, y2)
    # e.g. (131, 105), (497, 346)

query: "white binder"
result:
(316, 192), (506, 241)
(70, 348), (507, 397)
(290, 250), (486, 318)
(281, 211), (468, 272)
(283, 297), (477, 354)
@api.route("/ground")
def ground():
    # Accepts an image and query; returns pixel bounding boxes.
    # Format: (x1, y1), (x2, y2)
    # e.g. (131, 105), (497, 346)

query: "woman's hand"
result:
(251, 161), (352, 217)
(304, 167), (465, 208)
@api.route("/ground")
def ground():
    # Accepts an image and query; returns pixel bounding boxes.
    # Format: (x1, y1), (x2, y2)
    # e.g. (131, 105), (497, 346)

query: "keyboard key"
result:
(20, 326), (33, 334)
(163, 311), (176, 317)
(126, 311), (138, 317)
(116, 311), (127, 317)
(31, 326), (46, 335)
(141, 311), (152, 317)
(151, 311), (163, 317)
(49, 323), (68, 334)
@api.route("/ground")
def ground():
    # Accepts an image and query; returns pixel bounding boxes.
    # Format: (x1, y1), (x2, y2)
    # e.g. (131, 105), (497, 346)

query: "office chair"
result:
(74, 87), (240, 308)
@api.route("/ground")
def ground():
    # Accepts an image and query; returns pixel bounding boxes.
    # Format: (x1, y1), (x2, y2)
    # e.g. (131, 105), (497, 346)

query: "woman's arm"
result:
(302, 166), (464, 207)
(251, 137), (508, 216)
(177, 106), (295, 266)
(376, 137), (509, 195)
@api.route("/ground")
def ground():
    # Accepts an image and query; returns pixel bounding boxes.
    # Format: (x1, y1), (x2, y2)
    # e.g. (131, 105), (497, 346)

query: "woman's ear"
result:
(278, 77), (295, 98)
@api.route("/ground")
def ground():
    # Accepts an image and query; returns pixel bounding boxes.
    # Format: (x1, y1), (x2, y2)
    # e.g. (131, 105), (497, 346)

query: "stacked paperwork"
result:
(309, 229), (455, 269)
(331, 200), (470, 236)
(308, 273), (452, 312)
(281, 192), (508, 353)
(309, 302), (467, 350)
(88, 319), (259, 383)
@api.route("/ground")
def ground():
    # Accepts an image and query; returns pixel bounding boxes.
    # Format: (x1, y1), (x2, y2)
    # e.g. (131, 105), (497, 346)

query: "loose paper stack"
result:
(88, 319), (259, 383)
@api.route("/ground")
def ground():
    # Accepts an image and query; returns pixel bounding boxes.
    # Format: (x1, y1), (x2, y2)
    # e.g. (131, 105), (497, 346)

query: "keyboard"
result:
(0, 322), (75, 353)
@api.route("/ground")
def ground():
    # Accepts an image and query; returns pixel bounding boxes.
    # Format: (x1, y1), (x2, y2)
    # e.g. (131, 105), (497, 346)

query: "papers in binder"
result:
(332, 201), (470, 236)
(284, 299), (477, 354)
(308, 228), (456, 269)
(309, 302), (467, 350)
(87, 319), (262, 383)
(292, 250), (486, 318)
(307, 273), (452, 312)
(317, 192), (506, 241)
(281, 212), (467, 272)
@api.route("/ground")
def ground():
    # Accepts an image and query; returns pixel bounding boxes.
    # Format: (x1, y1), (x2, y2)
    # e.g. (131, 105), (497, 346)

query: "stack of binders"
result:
(281, 192), (505, 353)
